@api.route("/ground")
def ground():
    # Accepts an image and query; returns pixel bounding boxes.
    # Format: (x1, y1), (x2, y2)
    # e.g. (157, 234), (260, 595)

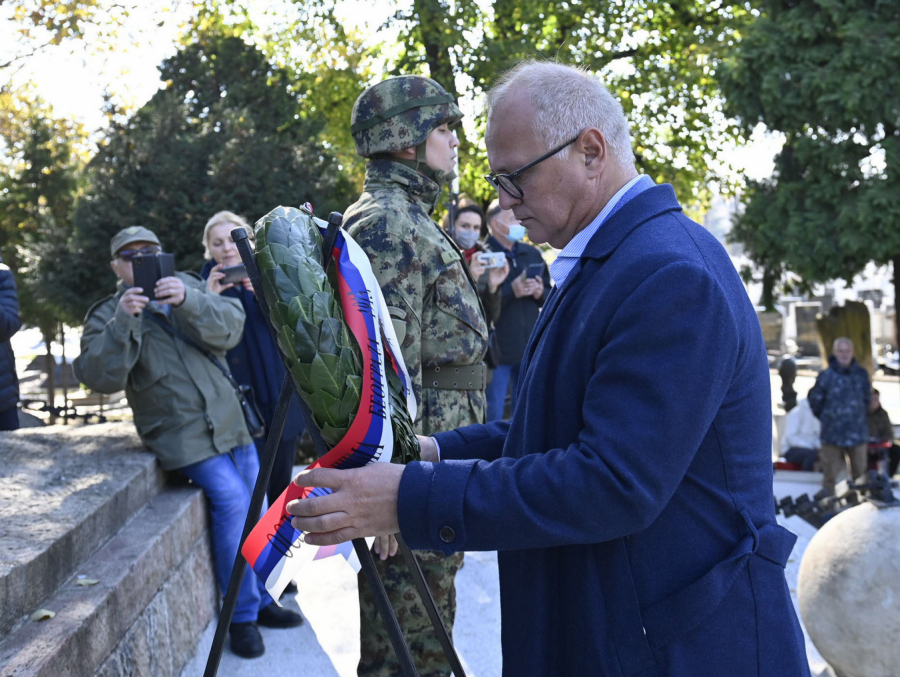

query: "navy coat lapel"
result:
(520, 184), (684, 374)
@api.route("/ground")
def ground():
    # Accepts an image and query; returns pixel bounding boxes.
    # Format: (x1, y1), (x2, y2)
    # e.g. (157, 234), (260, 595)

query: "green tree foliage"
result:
(69, 28), (358, 317)
(2, 0), (144, 69)
(0, 85), (86, 329)
(721, 0), (900, 336)
(376, 0), (755, 207)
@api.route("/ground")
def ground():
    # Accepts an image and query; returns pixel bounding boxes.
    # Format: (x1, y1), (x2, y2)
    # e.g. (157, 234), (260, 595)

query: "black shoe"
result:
(257, 603), (304, 628)
(280, 581), (298, 598)
(230, 622), (265, 658)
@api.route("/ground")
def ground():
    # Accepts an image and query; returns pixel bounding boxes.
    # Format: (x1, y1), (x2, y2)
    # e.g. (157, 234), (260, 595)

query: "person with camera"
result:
(73, 226), (302, 660)
(200, 210), (306, 524)
(441, 197), (509, 327)
(482, 200), (551, 421)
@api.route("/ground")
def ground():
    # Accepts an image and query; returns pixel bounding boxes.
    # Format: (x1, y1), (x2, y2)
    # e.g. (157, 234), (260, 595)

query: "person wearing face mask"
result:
(341, 75), (488, 677)
(441, 197), (509, 327)
(483, 199), (551, 421)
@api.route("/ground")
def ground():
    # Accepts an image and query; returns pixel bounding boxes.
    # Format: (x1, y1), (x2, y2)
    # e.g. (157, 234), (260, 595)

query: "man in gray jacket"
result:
(74, 226), (301, 658)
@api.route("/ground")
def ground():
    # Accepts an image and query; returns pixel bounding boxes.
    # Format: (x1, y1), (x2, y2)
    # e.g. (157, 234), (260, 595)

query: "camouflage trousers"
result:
(358, 548), (464, 677)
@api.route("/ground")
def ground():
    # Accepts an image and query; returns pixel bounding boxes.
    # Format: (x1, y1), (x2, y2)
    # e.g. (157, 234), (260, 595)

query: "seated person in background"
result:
(867, 388), (899, 477)
(780, 397), (820, 471)
(73, 226), (302, 660)
(442, 196), (509, 326)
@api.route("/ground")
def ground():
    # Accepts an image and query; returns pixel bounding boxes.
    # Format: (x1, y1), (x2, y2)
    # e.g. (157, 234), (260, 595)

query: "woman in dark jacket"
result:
(0, 254), (22, 431)
(200, 211), (305, 508)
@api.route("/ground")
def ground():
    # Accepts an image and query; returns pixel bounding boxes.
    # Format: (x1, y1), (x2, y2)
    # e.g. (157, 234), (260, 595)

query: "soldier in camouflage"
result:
(343, 75), (489, 677)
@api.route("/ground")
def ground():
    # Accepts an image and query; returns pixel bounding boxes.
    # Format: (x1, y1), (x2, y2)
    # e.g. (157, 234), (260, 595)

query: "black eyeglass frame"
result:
(484, 130), (583, 199)
(116, 245), (163, 261)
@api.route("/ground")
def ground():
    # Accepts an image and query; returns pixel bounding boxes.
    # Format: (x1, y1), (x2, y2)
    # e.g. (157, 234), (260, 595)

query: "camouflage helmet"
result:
(350, 75), (463, 158)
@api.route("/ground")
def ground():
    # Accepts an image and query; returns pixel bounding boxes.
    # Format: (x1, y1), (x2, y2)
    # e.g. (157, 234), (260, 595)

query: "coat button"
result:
(439, 526), (456, 543)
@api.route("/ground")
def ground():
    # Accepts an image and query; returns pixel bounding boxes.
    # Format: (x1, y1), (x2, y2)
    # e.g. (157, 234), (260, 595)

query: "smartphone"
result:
(525, 262), (544, 279)
(219, 263), (248, 285)
(132, 253), (175, 301)
(476, 252), (506, 269)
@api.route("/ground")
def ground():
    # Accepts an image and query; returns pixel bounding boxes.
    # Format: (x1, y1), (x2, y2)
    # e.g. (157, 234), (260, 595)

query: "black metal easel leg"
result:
(397, 534), (467, 676)
(203, 374), (294, 677)
(202, 226), (422, 677)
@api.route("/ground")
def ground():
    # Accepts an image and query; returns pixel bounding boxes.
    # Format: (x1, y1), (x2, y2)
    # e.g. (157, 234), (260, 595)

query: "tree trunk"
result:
(815, 300), (874, 376)
(893, 254), (900, 356)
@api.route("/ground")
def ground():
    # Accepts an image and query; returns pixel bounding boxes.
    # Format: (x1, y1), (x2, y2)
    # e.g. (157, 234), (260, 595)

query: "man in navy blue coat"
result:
(288, 60), (809, 676)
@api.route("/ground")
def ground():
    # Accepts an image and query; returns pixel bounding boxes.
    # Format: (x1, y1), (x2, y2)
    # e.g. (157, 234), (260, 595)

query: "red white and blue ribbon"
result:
(242, 224), (415, 601)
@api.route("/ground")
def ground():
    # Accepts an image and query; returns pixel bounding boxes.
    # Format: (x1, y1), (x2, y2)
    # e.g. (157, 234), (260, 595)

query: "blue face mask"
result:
(506, 224), (527, 242)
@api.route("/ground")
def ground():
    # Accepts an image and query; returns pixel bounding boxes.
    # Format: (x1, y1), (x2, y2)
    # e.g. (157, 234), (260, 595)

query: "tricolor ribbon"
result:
(241, 225), (415, 601)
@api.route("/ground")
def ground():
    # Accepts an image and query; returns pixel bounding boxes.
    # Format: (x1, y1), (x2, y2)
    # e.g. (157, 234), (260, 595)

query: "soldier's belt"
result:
(423, 364), (486, 390)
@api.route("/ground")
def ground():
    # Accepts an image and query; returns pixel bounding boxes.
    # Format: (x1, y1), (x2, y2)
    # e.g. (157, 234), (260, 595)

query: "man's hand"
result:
(155, 276), (186, 306)
(530, 276), (544, 300)
(286, 463), (404, 545)
(417, 435), (440, 463)
(373, 534), (399, 560)
(488, 259), (510, 293)
(511, 271), (531, 298)
(119, 287), (149, 316)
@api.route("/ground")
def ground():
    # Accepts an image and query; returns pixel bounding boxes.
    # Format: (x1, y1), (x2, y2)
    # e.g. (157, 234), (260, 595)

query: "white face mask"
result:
(506, 224), (527, 242)
(453, 229), (479, 250)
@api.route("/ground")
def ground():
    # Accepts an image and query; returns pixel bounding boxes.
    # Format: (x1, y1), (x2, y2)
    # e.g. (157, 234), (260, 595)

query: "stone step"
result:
(0, 424), (167, 638)
(0, 485), (217, 677)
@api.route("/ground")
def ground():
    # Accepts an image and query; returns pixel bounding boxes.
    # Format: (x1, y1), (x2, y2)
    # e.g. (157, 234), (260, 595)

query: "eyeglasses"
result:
(116, 245), (162, 261)
(484, 131), (583, 200)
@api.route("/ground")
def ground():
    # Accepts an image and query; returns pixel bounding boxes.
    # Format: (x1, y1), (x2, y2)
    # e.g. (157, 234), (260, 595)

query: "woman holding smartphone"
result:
(441, 197), (509, 325)
(200, 211), (306, 562)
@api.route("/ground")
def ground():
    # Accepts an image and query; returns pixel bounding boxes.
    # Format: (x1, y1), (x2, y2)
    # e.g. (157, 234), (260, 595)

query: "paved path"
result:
(182, 491), (841, 677)
(180, 550), (501, 677)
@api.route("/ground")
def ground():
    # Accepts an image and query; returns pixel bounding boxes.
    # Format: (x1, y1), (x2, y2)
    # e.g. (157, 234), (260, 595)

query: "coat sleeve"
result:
(807, 373), (827, 418)
(0, 266), (22, 343)
(73, 300), (143, 394)
(171, 276), (245, 352)
(399, 261), (743, 553)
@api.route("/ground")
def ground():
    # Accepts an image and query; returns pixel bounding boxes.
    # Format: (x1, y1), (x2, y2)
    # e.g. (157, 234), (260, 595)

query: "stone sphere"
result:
(798, 502), (900, 677)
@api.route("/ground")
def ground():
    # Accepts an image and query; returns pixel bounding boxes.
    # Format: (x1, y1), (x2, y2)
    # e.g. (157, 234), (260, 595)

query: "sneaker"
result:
(230, 622), (265, 658)
(257, 602), (304, 628)
(280, 581), (298, 598)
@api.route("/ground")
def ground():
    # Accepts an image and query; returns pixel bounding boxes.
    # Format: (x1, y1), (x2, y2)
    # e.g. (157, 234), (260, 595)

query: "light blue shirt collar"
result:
(549, 174), (654, 286)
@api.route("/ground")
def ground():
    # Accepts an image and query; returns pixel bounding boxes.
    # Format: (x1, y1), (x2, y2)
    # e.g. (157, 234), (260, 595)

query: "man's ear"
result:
(580, 128), (607, 179)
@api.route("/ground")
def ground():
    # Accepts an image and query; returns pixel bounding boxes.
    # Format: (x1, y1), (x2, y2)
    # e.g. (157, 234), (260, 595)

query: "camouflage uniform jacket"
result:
(344, 159), (488, 435)
(74, 273), (252, 470)
(808, 355), (871, 446)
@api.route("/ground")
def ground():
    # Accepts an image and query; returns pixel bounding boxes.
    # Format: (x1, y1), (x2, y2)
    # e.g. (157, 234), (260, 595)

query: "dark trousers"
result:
(255, 431), (298, 506)
(784, 446), (818, 471)
(0, 406), (18, 431)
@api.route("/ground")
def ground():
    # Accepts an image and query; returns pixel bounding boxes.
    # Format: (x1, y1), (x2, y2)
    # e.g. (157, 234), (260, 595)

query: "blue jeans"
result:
(180, 443), (273, 623)
(486, 363), (520, 422)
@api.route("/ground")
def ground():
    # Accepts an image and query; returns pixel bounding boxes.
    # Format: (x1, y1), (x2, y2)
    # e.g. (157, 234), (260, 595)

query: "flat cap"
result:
(110, 226), (160, 257)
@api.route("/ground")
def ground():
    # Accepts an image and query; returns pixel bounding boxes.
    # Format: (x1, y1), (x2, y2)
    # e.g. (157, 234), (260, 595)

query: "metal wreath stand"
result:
(202, 214), (466, 677)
